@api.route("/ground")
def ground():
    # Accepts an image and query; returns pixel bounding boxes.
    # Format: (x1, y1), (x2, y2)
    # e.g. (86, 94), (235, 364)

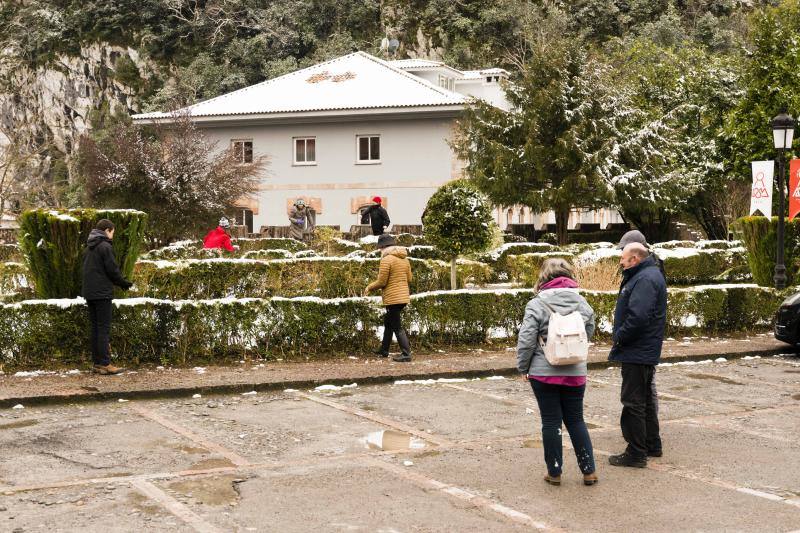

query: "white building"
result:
(133, 52), (621, 234)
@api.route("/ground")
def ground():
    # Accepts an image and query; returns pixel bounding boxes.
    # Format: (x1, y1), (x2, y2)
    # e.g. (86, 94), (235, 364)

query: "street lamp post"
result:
(772, 110), (795, 289)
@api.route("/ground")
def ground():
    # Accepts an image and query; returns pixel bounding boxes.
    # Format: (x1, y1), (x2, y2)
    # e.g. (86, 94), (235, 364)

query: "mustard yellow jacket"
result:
(366, 246), (413, 305)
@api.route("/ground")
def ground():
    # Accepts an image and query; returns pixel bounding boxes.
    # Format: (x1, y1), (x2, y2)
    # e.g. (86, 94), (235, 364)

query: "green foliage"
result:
(140, 238), (308, 260)
(132, 257), (492, 299)
(734, 216), (800, 286)
(422, 180), (495, 259)
(18, 209), (147, 298)
(0, 285), (781, 370)
(452, 18), (618, 244)
(726, 0), (800, 180)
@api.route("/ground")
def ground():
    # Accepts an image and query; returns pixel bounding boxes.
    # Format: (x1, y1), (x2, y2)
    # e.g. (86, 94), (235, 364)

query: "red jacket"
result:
(203, 226), (234, 252)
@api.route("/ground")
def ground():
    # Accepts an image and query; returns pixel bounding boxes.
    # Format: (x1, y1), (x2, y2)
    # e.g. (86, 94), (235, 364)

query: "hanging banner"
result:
(750, 161), (774, 217)
(790, 159), (800, 220)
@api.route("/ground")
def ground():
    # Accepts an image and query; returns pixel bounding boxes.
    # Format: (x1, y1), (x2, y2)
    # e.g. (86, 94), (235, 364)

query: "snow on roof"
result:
(133, 52), (466, 121)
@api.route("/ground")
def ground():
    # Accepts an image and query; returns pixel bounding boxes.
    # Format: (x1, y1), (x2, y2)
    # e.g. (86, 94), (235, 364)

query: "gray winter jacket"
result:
(516, 289), (596, 376)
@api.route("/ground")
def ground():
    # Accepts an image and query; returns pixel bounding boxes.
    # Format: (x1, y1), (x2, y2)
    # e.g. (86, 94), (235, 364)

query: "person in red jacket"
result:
(203, 217), (236, 252)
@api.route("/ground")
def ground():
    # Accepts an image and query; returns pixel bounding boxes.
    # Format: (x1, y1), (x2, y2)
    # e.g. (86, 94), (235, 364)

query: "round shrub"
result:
(19, 209), (147, 298)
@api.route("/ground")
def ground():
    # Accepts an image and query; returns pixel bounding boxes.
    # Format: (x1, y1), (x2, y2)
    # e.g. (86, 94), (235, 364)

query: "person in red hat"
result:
(360, 196), (390, 236)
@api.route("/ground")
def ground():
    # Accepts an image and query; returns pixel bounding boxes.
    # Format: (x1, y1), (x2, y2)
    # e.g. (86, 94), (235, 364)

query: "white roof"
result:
(389, 59), (445, 69)
(133, 52), (465, 121)
(460, 68), (510, 81)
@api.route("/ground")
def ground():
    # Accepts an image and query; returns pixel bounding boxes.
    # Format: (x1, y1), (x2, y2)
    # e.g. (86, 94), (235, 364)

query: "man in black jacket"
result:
(82, 219), (133, 375)
(360, 197), (390, 236)
(608, 242), (667, 467)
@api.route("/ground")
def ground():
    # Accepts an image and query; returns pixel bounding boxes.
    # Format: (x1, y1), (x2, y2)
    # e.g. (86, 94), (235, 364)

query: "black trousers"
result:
(620, 363), (662, 458)
(381, 304), (410, 354)
(371, 227), (384, 236)
(87, 299), (113, 366)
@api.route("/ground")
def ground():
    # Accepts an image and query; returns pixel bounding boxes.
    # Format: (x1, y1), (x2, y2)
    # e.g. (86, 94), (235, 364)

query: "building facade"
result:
(133, 52), (620, 234)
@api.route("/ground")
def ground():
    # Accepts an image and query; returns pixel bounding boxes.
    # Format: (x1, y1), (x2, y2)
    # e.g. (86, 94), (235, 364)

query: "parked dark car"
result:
(775, 290), (800, 347)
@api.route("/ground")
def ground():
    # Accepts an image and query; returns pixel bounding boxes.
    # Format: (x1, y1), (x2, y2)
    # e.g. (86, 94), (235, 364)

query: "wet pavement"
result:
(1, 354), (799, 532)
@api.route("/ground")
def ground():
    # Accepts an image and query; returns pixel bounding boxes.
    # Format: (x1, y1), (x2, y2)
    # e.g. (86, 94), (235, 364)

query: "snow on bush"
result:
(0, 284), (782, 369)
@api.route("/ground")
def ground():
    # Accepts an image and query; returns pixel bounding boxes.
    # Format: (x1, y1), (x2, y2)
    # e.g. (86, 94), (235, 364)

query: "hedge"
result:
(735, 216), (800, 286)
(141, 237), (307, 261)
(0, 244), (21, 262)
(18, 209), (147, 298)
(504, 252), (576, 287)
(0, 262), (30, 297)
(0, 284), (781, 369)
(131, 257), (493, 299)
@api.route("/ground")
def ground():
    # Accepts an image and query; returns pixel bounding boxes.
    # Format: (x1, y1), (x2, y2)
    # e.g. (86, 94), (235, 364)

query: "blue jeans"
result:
(530, 379), (596, 477)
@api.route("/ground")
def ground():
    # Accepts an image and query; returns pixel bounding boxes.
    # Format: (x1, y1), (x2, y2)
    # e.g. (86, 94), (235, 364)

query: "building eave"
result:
(132, 105), (466, 126)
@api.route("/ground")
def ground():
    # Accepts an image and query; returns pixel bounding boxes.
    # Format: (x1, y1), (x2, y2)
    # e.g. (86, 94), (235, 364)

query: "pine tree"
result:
(452, 29), (619, 244)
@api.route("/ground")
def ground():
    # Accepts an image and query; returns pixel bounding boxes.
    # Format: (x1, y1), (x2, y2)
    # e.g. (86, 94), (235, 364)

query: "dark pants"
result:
(620, 363), (662, 458)
(87, 299), (113, 366)
(381, 304), (410, 355)
(371, 227), (384, 236)
(530, 380), (596, 477)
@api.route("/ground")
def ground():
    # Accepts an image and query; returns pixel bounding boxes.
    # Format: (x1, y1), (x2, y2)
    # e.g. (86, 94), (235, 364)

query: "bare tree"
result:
(80, 113), (267, 246)
(0, 128), (51, 225)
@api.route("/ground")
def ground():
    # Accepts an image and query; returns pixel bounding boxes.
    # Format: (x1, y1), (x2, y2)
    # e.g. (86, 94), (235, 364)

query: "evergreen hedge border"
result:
(0, 284), (782, 369)
(735, 216), (800, 286)
(18, 209), (148, 298)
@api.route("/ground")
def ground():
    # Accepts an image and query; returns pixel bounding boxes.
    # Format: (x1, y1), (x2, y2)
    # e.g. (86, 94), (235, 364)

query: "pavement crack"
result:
(39, 450), (117, 470)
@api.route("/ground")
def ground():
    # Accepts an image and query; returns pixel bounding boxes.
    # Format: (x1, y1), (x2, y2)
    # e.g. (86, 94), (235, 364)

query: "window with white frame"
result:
(357, 135), (380, 163)
(293, 137), (316, 165)
(231, 139), (253, 164)
(438, 74), (455, 91)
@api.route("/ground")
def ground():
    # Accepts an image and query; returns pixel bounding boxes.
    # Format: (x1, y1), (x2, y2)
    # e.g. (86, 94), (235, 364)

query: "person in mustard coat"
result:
(364, 234), (413, 362)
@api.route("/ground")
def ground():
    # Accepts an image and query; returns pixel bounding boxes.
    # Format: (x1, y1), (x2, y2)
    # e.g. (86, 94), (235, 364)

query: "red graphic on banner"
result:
(752, 171), (770, 198)
(790, 160), (800, 220)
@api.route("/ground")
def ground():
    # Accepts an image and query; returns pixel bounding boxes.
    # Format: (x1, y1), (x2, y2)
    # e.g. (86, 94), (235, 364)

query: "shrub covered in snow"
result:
(141, 237), (307, 260)
(132, 257), (492, 299)
(504, 252), (576, 287)
(18, 209), (147, 298)
(0, 262), (31, 299)
(0, 284), (782, 369)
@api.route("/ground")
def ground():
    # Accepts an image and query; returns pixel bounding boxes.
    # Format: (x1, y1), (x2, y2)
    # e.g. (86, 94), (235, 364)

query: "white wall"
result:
(455, 79), (510, 111)
(201, 117), (457, 231)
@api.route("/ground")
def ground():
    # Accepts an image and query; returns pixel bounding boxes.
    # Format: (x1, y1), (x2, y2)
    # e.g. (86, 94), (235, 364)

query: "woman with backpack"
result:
(517, 258), (598, 486)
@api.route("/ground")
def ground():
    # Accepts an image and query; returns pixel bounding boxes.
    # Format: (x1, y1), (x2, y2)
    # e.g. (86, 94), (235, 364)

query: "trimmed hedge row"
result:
(141, 237), (308, 260)
(0, 284), (781, 369)
(132, 257), (493, 299)
(0, 244), (21, 262)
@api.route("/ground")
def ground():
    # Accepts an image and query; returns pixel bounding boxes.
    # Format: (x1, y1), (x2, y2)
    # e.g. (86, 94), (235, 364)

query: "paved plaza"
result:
(1, 354), (800, 532)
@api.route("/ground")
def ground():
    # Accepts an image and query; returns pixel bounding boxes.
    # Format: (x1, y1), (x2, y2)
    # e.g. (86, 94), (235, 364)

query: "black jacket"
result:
(82, 229), (132, 300)
(609, 255), (668, 365)
(361, 204), (390, 233)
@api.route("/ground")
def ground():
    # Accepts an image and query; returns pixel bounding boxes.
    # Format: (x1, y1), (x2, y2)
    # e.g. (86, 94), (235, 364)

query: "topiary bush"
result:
(0, 284), (781, 369)
(734, 216), (800, 286)
(18, 209), (147, 298)
(131, 257), (492, 299)
(423, 180), (496, 288)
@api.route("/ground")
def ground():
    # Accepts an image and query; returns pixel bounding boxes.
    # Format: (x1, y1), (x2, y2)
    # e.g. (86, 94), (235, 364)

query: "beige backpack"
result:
(537, 298), (589, 366)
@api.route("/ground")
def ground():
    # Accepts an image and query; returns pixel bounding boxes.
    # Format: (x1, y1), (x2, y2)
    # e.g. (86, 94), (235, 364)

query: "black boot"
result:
(373, 349), (389, 357)
(608, 452), (646, 468)
(393, 330), (412, 362)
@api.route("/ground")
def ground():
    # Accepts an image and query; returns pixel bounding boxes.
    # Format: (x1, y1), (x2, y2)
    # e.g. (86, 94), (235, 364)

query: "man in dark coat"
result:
(82, 219), (133, 375)
(608, 242), (667, 467)
(361, 197), (390, 236)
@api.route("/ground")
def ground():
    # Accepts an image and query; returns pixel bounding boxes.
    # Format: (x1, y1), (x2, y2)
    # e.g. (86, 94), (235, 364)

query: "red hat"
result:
(372, 196), (382, 204)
